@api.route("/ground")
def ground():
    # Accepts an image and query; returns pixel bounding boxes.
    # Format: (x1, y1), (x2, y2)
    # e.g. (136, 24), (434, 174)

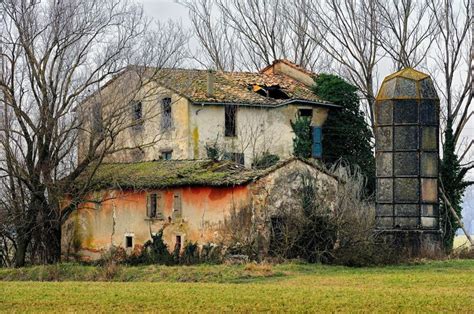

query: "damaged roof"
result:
(76, 158), (337, 191)
(156, 68), (335, 107)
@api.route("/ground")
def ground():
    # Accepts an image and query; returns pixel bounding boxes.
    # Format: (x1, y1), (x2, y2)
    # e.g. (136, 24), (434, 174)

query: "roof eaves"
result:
(193, 99), (339, 109)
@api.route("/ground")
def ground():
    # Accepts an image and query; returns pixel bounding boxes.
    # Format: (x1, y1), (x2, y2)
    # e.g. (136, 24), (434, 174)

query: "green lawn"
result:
(0, 260), (473, 312)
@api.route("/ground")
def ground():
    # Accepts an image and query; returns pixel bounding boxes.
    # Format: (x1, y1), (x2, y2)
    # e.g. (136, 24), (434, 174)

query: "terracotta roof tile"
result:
(152, 68), (330, 107)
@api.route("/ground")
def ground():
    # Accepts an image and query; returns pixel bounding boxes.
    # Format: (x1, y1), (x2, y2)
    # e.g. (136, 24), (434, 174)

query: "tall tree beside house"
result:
(0, 0), (187, 267)
(312, 74), (375, 195)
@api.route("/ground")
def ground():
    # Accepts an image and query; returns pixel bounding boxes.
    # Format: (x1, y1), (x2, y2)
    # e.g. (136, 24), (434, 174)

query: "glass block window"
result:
(394, 152), (418, 176)
(394, 78), (417, 98)
(376, 217), (394, 228)
(421, 217), (438, 228)
(395, 217), (418, 228)
(421, 179), (438, 202)
(394, 178), (419, 202)
(375, 127), (393, 151)
(421, 204), (438, 217)
(394, 126), (418, 150)
(420, 78), (438, 98)
(421, 127), (437, 150)
(377, 178), (393, 203)
(376, 100), (393, 125)
(419, 100), (437, 125)
(421, 153), (438, 177)
(395, 204), (418, 216)
(376, 204), (393, 216)
(393, 100), (418, 124)
(376, 152), (392, 177)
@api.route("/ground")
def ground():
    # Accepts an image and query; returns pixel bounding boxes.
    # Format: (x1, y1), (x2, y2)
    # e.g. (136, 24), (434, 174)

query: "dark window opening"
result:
(175, 235), (182, 253)
(224, 152), (245, 165)
(225, 105), (237, 137)
(125, 235), (133, 248)
(298, 109), (313, 119)
(92, 102), (103, 134)
(161, 97), (172, 131)
(250, 84), (289, 99)
(149, 194), (157, 218)
(161, 151), (172, 160)
(147, 193), (163, 219)
(131, 101), (143, 130)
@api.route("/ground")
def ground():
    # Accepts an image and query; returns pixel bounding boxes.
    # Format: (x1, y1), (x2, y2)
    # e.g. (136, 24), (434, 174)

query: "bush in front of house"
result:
(269, 163), (400, 266)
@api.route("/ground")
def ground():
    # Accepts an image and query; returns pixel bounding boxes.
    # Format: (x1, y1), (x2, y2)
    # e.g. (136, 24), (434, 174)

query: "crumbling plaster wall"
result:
(248, 159), (339, 256)
(78, 73), (193, 163)
(190, 103), (328, 167)
(62, 185), (250, 261)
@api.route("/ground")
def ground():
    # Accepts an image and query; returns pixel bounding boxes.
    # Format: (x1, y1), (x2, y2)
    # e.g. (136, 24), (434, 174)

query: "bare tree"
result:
(376, 0), (438, 70)
(180, 0), (322, 72)
(177, 0), (236, 71)
(302, 0), (381, 127)
(0, 0), (188, 266)
(427, 0), (472, 166)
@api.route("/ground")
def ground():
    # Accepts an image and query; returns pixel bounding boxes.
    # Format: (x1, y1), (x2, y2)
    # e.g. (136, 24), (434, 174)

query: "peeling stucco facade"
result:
(78, 60), (335, 167)
(62, 159), (338, 261)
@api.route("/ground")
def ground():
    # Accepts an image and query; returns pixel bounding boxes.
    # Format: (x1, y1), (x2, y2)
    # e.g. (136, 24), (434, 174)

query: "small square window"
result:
(298, 109), (312, 119)
(162, 151), (172, 160)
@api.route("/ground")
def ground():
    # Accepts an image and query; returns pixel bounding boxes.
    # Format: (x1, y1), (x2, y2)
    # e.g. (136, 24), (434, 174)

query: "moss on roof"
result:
(77, 159), (262, 190)
(76, 158), (338, 191)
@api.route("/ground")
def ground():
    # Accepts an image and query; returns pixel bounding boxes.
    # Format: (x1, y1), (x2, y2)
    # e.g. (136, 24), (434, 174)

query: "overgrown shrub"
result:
(200, 243), (224, 264)
(180, 242), (200, 265)
(252, 153), (280, 169)
(269, 163), (399, 266)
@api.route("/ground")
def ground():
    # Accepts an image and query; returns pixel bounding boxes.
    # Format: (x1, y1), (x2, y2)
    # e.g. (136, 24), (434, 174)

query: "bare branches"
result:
(0, 0), (188, 265)
(376, 0), (438, 70)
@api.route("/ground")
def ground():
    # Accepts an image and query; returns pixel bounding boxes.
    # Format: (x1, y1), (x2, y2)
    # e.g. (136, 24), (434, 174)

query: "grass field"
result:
(0, 260), (473, 312)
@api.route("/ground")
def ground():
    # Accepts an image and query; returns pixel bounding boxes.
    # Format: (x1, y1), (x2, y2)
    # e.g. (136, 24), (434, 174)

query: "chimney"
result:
(207, 70), (215, 97)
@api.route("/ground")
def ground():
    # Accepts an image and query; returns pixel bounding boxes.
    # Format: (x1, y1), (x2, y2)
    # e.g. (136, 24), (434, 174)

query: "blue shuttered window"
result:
(312, 127), (322, 158)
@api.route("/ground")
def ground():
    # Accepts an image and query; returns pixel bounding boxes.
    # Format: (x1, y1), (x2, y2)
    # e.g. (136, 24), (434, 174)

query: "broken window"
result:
(225, 105), (237, 137)
(147, 193), (163, 219)
(172, 192), (182, 219)
(92, 102), (103, 134)
(131, 100), (143, 130)
(125, 235), (133, 248)
(251, 84), (289, 99)
(298, 108), (312, 119)
(161, 97), (172, 131)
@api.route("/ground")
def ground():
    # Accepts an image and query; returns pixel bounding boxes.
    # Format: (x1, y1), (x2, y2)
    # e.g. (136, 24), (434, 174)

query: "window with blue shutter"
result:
(312, 127), (322, 158)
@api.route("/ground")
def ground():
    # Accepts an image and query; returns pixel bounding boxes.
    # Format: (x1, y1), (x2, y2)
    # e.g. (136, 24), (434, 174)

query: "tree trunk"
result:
(14, 233), (30, 268)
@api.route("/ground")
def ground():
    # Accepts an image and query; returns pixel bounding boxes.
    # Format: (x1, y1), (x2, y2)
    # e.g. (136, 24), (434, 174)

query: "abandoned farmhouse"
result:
(62, 60), (342, 260)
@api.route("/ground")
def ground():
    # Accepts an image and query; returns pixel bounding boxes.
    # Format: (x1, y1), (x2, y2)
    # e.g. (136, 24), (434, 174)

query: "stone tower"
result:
(374, 68), (442, 256)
